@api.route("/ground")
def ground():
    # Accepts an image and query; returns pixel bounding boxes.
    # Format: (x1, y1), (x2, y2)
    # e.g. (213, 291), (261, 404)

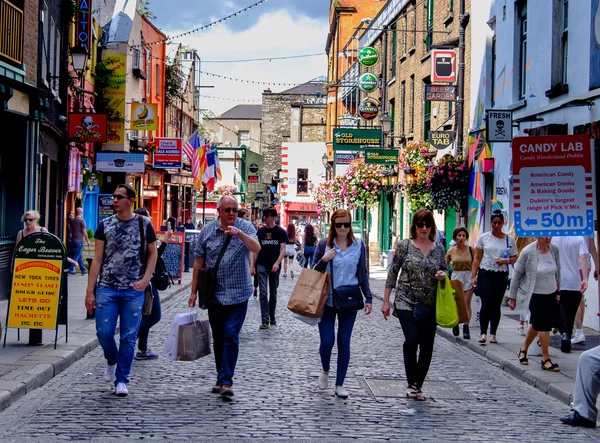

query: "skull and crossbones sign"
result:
(495, 120), (506, 138)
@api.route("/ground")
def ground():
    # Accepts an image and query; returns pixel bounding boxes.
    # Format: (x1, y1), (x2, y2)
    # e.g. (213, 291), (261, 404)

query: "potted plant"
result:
(425, 154), (469, 211)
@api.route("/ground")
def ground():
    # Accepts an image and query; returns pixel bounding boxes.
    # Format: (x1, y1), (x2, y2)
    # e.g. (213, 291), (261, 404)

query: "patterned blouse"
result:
(385, 239), (447, 313)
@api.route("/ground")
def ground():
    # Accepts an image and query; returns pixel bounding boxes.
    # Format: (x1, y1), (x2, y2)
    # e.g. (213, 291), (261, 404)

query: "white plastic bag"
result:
(163, 311), (197, 361)
(292, 312), (321, 326)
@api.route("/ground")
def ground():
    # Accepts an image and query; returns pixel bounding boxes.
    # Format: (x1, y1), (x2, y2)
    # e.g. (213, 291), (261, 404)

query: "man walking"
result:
(189, 196), (260, 397)
(69, 207), (90, 275)
(255, 207), (287, 329)
(552, 236), (589, 353)
(85, 184), (157, 397)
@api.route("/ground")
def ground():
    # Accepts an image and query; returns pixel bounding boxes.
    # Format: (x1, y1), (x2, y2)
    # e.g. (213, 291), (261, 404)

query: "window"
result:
(561, 0), (568, 83)
(238, 130), (249, 147)
(517, 1), (527, 99)
(132, 47), (140, 70)
(449, 0), (454, 13)
(448, 100), (453, 121)
(49, 18), (56, 87)
(425, 0), (434, 52)
(155, 64), (160, 96)
(491, 36), (496, 106)
(297, 169), (309, 195)
(41, 2), (49, 83)
(390, 22), (397, 78)
(423, 78), (431, 139)
(410, 75), (415, 133)
(146, 49), (151, 97)
(52, 27), (60, 92)
(401, 81), (406, 134)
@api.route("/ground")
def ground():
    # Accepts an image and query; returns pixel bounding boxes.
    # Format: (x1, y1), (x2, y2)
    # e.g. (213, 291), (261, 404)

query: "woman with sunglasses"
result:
(445, 227), (474, 339)
(471, 210), (518, 344)
(312, 209), (372, 399)
(16, 210), (48, 245)
(382, 209), (447, 401)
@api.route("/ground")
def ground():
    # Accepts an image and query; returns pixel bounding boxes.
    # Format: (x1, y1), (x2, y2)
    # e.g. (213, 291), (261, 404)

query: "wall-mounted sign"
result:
(83, 172), (103, 187)
(248, 175), (259, 183)
(358, 72), (379, 92)
(96, 152), (145, 172)
(431, 49), (456, 83)
(424, 84), (457, 101)
(68, 113), (108, 142)
(365, 148), (399, 165)
(75, 0), (92, 52)
(130, 103), (159, 131)
(142, 189), (159, 198)
(333, 128), (381, 150)
(98, 195), (116, 222)
(249, 163), (259, 173)
(153, 137), (182, 168)
(335, 153), (357, 164)
(102, 54), (127, 145)
(486, 110), (513, 142)
(68, 148), (81, 193)
(428, 131), (455, 150)
(358, 46), (379, 67)
(358, 98), (380, 120)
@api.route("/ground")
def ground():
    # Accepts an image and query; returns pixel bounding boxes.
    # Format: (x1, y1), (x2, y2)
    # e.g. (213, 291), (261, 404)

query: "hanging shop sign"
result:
(365, 148), (399, 165)
(96, 152), (145, 172)
(153, 137), (182, 168)
(358, 98), (380, 120)
(83, 172), (103, 187)
(431, 49), (457, 83)
(428, 131), (455, 150)
(486, 110), (513, 143)
(68, 113), (108, 142)
(249, 163), (259, 173)
(98, 195), (116, 222)
(335, 153), (357, 164)
(67, 148), (81, 193)
(248, 175), (259, 183)
(75, 0), (92, 52)
(512, 135), (595, 237)
(333, 128), (381, 150)
(424, 84), (456, 101)
(130, 103), (159, 131)
(358, 46), (379, 67)
(358, 72), (379, 92)
(102, 54), (127, 145)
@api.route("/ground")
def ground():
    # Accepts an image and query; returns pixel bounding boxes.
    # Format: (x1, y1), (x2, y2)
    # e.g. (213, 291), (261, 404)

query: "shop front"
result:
(143, 171), (164, 227)
(163, 172), (194, 227)
(282, 202), (321, 229)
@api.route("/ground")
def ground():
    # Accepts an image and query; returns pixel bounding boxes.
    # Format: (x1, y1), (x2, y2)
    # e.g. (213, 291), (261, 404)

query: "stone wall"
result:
(301, 106), (326, 142)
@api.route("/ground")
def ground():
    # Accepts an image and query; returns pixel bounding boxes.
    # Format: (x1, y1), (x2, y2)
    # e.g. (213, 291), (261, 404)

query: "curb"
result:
(0, 282), (191, 413)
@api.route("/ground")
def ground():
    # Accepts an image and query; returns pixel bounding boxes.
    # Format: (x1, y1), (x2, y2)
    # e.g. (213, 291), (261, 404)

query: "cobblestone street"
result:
(0, 275), (598, 442)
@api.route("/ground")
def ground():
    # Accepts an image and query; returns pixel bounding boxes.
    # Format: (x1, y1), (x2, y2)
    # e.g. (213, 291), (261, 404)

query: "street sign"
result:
(83, 172), (103, 187)
(365, 149), (399, 165)
(431, 49), (456, 83)
(335, 153), (357, 164)
(153, 137), (183, 169)
(428, 131), (455, 150)
(424, 84), (456, 102)
(512, 135), (595, 237)
(333, 128), (381, 150)
(486, 110), (513, 142)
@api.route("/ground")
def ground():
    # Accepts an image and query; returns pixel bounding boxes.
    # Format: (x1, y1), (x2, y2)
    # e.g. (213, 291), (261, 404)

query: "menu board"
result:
(98, 195), (115, 222)
(157, 231), (184, 282)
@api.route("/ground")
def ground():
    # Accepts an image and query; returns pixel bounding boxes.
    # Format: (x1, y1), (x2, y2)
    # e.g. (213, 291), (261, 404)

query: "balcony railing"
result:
(0, 0), (23, 64)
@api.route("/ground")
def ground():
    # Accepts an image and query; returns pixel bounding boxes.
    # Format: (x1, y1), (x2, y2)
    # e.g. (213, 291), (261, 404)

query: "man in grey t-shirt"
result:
(68, 207), (90, 275)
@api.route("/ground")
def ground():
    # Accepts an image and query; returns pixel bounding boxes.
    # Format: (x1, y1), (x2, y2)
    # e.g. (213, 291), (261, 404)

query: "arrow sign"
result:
(525, 217), (538, 227)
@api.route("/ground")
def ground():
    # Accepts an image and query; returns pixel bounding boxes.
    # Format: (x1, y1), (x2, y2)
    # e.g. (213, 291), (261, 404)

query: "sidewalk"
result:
(369, 265), (597, 406)
(0, 271), (192, 412)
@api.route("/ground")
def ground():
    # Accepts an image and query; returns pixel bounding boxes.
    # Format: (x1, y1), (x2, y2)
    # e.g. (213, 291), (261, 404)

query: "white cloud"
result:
(163, 9), (328, 116)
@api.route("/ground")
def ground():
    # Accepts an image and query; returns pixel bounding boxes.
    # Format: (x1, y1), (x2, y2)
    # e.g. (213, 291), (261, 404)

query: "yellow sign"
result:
(130, 103), (158, 130)
(8, 259), (62, 329)
(103, 53), (127, 145)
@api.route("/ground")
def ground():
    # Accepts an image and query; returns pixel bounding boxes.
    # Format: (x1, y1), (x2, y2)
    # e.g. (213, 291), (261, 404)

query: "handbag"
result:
(287, 268), (330, 318)
(329, 261), (364, 312)
(177, 319), (211, 361)
(143, 284), (153, 316)
(152, 257), (173, 291)
(197, 235), (232, 309)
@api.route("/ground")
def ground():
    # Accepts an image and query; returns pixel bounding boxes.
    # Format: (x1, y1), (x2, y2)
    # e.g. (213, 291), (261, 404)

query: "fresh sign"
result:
(512, 135), (595, 237)
(359, 72), (379, 92)
(486, 110), (513, 143)
(358, 47), (379, 67)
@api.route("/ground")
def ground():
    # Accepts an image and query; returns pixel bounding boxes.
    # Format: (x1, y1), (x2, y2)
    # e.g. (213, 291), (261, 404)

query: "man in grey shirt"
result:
(69, 207), (90, 275)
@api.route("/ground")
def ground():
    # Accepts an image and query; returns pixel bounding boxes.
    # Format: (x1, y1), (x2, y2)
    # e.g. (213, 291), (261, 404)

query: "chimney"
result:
(263, 88), (271, 94)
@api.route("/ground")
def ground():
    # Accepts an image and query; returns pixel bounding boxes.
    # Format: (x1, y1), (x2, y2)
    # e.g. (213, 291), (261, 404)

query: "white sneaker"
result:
(115, 382), (128, 397)
(318, 372), (329, 390)
(104, 363), (117, 382)
(572, 333), (586, 344)
(335, 385), (349, 399)
(517, 325), (526, 336)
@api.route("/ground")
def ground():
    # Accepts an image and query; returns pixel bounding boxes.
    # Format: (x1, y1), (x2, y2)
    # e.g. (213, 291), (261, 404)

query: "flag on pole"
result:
(182, 131), (205, 190)
(202, 144), (222, 192)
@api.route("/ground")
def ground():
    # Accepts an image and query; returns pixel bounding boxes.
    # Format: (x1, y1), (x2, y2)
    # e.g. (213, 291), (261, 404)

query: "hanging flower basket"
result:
(216, 184), (237, 196)
(314, 175), (346, 212)
(146, 140), (157, 153)
(343, 160), (382, 210)
(425, 154), (469, 211)
(398, 141), (436, 211)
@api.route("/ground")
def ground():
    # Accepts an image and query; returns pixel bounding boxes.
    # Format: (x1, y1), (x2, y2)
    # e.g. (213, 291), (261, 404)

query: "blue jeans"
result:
(137, 285), (162, 352)
(303, 246), (315, 268)
(257, 265), (280, 324)
(208, 301), (248, 387)
(318, 304), (357, 386)
(96, 286), (144, 385)
(69, 241), (86, 274)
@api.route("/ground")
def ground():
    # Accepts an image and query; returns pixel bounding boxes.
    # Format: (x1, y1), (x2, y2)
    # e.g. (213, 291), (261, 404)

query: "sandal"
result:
(406, 385), (418, 400)
(541, 359), (560, 372)
(518, 349), (529, 365)
(490, 335), (498, 344)
(479, 334), (487, 344)
(414, 389), (426, 401)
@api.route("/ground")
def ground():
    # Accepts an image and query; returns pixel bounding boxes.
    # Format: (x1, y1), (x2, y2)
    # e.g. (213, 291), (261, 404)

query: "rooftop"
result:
(219, 105), (263, 120)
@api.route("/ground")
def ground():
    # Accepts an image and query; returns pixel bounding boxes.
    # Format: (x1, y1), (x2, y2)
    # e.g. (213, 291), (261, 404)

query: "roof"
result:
(280, 79), (327, 96)
(219, 105), (263, 120)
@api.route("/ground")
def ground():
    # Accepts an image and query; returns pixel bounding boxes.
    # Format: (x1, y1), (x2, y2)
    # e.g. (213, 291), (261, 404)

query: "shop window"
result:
(297, 169), (309, 195)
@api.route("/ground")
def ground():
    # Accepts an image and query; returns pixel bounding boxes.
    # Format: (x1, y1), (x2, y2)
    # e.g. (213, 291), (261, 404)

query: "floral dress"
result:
(385, 239), (447, 316)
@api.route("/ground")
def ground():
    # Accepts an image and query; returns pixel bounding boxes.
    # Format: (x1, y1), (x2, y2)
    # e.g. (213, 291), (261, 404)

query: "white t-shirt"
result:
(552, 236), (588, 291)
(476, 231), (518, 272)
(533, 250), (558, 294)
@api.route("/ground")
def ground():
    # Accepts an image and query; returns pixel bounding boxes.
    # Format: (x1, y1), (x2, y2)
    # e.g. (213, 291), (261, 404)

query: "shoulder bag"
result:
(138, 216), (154, 316)
(197, 235), (232, 309)
(329, 256), (364, 313)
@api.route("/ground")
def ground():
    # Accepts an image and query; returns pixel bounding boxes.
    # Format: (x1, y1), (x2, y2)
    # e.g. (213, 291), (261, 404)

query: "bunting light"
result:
(200, 94), (261, 103)
(200, 71), (301, 86)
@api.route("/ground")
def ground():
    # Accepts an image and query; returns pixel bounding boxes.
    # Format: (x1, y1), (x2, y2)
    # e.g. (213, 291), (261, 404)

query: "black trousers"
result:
(559, 290), (582, 338)
(478, 269), (508, 336)
(397, 309), (437, 389)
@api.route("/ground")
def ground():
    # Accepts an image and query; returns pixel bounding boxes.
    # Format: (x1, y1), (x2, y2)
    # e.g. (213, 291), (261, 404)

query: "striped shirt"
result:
(194, 217), (258, 305)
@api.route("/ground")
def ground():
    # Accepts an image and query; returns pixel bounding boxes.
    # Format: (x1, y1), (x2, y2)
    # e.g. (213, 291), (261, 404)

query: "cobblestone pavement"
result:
(0, 274), (599, 442)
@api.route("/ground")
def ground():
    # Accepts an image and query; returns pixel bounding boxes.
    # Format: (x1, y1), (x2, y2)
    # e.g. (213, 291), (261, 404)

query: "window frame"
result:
(297, 168), (309, 195)
(517, 1), (528, 100)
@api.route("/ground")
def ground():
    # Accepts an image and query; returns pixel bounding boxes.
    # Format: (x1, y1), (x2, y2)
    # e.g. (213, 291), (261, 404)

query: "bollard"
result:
(27, 328), (43, 346)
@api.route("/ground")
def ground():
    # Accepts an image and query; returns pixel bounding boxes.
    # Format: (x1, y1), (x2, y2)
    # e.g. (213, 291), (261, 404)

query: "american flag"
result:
(182, 131), (203, 190)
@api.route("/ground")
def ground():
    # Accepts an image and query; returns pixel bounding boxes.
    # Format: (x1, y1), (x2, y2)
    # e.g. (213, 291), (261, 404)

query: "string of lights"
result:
(200, 71), (301, 86)
(200, 94), (261, 103)
(131, 0), (270, 48)
(202, 53), (324, 63)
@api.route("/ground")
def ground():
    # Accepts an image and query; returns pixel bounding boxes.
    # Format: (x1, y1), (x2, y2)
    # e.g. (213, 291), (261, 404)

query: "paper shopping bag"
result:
(177, 319), (211, 361)
(287, 268), (330, 318)
(162, 311), (197, 361)
(450, 280), (469, 324)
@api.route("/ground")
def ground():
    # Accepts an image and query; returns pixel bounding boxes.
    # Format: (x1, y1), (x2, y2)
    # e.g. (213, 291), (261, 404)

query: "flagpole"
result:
(202, 184), (207, 225)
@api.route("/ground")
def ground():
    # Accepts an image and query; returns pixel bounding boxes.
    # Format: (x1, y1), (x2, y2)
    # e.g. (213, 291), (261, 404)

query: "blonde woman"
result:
(16, 210), (48, 244)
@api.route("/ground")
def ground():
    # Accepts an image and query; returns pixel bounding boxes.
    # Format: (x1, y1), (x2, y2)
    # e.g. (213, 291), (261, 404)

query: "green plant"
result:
(87, 228), (94, 240)
(399, 141), (436, 212)
(165, 61), (185, 105)
(425, 154), (469, 211)
(137, 0), (157, 20)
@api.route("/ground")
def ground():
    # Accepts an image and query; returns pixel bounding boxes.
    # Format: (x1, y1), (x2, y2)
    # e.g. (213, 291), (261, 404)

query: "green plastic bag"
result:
(436, 276), (459, 328)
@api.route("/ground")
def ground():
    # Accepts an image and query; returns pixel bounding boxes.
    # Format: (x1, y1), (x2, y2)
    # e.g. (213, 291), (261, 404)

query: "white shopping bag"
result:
(292, 312), (321, 326)
(163, 311), (198, 361)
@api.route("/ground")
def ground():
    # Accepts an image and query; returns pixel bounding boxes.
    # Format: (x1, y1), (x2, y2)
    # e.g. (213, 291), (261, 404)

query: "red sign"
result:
(286, 202), (320, 213)
(75, 0), (92, 52)
(248, 175), (259, 183)
(431, 49), (456, 83)
(68, 113), (108, 142)
(153, 137), (182, 169)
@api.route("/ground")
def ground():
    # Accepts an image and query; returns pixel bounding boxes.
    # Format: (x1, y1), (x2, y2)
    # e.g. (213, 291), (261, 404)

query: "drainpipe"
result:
(455, 0), (468, 156)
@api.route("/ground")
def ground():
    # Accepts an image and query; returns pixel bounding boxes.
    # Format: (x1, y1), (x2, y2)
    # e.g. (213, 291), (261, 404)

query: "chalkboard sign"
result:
(184, 229), (202, 247)
(98, 195), (115, 222)
(157, 231), (184, 283)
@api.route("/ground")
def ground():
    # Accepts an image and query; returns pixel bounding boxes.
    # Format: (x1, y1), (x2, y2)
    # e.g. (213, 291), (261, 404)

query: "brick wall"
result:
(23, 0), (39, 85)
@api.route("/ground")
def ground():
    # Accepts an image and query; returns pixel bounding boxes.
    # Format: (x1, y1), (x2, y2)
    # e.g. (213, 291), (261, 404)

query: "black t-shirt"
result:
(256, 225), (288, 268)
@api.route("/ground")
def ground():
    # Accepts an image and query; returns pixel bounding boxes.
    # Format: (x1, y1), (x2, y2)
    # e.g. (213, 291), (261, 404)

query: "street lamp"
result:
(403, 166), (416, 185)
(321, 153), (329, 167)
(69, 46), (89, 75)
(381, 113), (393, 134)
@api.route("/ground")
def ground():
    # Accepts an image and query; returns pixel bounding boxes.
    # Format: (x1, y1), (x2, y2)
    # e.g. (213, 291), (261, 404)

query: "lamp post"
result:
(380, 113), (393, 140)
(69, 45), (89, 110)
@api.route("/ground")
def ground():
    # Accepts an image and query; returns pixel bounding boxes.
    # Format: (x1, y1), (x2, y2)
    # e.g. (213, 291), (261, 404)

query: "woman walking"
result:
(508, 225), (535, 335)
(312, 209), (372, 399)
(471, 210), (518, 344)
(445, 227), (474, 339)
(283, 223), (297, 278)
(508, 236), (562, 372)
(382, 209), (447, 401)
(301, 224), (318, 268)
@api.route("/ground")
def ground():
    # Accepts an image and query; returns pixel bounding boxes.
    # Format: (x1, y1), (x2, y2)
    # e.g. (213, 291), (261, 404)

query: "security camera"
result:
(59, 115), (67, 122)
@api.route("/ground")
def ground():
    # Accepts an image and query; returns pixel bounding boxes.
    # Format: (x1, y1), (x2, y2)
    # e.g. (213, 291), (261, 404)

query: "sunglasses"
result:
(112, 194), (129, 200)
(221, 207), (239, 214)
(334, 222), (351, 228)
(416, 221), (431, 228)
(24, 218), (35, 222)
